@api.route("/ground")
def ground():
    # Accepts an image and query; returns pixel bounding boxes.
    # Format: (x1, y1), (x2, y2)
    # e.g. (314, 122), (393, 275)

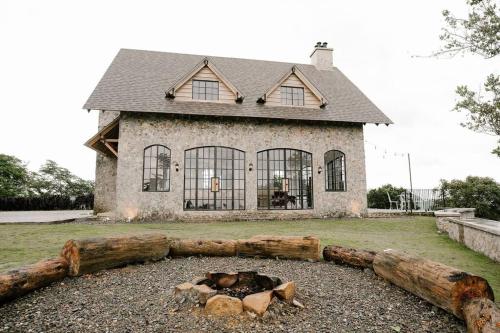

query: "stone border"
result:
(174, 272), (300, 317)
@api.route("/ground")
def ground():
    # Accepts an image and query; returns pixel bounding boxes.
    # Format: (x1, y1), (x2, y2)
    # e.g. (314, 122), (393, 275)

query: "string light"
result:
(364, 140), (407, 159)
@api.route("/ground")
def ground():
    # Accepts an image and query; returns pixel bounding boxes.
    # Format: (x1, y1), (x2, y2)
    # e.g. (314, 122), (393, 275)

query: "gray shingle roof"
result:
(83, 49), (392, 125)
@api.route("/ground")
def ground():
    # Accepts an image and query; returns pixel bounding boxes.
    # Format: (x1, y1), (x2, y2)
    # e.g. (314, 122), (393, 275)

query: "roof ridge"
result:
(118, 48), (339, 71)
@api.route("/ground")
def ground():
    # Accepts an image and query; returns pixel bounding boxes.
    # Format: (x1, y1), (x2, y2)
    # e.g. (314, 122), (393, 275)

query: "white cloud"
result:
(1, 0), (498, 189)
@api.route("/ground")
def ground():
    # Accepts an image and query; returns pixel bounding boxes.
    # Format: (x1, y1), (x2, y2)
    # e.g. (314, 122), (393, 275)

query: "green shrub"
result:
(440, 176), (500, 220)
(367, 184), (405, 209)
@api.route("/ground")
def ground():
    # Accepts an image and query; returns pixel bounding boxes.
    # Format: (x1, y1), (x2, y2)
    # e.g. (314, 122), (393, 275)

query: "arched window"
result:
(324, 150), (346, 191)
(143, 145), (171, 192)
(257, 149), (313, 210)
(184, 146), (245, 210)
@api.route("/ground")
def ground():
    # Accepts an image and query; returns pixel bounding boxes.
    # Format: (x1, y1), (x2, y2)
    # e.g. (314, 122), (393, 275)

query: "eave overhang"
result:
(84, 116), (120, 158)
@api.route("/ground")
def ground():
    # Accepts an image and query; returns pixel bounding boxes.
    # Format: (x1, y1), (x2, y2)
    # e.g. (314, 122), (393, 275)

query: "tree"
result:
(0, 154), (31, 197)
(438, 0), (499, 59)
(440, 176), (500, 220)
(367, 184), (405, 209)
(30, 160), (94, 197)
(437, 0), (500, 156)
(454, 74), (500, 156)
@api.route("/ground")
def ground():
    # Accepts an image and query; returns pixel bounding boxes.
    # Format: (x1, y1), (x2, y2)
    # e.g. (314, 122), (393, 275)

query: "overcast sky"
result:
(1, 0), (498, 189)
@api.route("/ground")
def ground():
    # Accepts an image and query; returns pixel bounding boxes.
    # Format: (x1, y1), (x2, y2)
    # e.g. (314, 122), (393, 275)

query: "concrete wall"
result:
(93, 111), (119, 213)
(112, 112), (367, 221)
(435, 209), (500, 262)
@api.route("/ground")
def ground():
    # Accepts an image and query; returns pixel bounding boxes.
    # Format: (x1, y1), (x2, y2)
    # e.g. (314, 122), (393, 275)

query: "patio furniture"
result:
(271, 191), (297, 207)
(399, 193), (408, 211)
(386, 192), (399, 210)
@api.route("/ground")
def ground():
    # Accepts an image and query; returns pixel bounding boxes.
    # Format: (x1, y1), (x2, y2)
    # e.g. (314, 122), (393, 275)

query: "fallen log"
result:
(373, 249), (494, 319)
(61, 233), (170, 276)
(323, 245), (377, 268)
(169, 239), (237, 257)
(237, 235), (320, 261)
(0, 257), (68, 304)
(463, 298), (500, 333)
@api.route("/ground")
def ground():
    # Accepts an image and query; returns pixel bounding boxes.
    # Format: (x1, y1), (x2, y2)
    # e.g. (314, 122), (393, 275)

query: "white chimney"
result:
(310, 42), (333, 70)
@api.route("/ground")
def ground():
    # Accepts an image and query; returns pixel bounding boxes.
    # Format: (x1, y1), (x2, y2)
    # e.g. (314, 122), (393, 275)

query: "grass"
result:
(0, 216), (499, 301)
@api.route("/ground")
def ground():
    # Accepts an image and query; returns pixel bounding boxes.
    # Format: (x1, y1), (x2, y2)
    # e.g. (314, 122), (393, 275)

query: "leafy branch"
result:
(435, 0), (500, 58)
(454, 74), (500, 155)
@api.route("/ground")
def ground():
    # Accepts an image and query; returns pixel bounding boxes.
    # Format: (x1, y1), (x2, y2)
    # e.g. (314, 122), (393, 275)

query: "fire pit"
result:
(174, 271), (301, 317)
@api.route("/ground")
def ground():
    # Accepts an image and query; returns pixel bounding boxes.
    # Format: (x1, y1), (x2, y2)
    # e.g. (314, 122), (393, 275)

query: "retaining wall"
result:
(435, 208), (500, 262)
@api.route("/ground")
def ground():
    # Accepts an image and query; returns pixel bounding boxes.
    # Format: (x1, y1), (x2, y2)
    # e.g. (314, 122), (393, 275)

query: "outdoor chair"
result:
(399, 193), (408, 211)
(386, 192), (399, 210)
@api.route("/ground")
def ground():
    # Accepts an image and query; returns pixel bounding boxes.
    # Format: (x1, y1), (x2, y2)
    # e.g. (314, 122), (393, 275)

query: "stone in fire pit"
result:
(173, 271), (300, 317)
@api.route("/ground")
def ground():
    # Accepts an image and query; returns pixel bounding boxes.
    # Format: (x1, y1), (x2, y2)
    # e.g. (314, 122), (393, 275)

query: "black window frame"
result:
(280, 86), (304, 106)
(192, 79), (219, 101)
(324, 150), (347, 192)
(142, 144), (171, 192)
(257, 148), (313, 210)
(183, 146), (245, 211)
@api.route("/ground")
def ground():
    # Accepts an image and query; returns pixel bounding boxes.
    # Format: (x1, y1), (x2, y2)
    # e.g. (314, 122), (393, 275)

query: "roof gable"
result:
(258, 66), (327, 108)
(165, 58), (244, 103)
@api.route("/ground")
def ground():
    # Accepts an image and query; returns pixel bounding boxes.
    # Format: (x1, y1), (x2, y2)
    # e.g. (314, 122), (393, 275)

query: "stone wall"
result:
(93, 111), (119, 213)
(110, 112), (367, 220)
(435, 209), (500, 262)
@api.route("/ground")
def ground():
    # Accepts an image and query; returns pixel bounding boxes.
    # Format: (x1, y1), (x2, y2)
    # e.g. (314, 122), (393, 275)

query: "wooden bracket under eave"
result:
(100, 139), (118, 157)
(235, 93), (244, 103)
(165, 89), (175, 99)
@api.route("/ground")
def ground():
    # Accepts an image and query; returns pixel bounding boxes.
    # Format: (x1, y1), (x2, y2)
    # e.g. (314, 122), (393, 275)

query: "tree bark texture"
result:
(373, 249), (494, 319)
(169, 239), (237, 257)
(323, 245), (377, 268)
(61, 233), (170, 276)
(0, 257), (68, 304)
(237, 235), (320, 261)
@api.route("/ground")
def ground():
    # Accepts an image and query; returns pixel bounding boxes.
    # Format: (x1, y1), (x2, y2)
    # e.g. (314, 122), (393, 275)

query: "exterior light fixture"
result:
(318, 166), (322, 174)
(175, 162), (179, 172)
(249, 163), (253, 172)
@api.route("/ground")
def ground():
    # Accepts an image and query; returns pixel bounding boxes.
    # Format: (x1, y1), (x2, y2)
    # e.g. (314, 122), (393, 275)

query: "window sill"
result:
(142, 190), (171, 193)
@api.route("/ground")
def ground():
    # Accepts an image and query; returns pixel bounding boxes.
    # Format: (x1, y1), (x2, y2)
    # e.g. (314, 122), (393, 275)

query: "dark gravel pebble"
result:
(0, 257), (465, 332)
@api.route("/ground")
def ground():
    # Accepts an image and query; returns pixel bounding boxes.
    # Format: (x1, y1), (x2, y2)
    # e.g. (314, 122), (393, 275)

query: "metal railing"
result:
(400, 188), (446, 212)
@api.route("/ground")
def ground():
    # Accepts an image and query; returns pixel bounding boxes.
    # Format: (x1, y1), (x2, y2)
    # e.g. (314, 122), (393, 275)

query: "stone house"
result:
(83, 43), (392, 220)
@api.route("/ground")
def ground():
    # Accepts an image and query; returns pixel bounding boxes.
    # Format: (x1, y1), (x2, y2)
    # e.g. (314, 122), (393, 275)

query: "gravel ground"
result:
(0, 257), (465, 333)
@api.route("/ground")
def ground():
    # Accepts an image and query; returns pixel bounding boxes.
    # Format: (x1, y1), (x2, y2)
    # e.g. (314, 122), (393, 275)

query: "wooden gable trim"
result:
(165, 58), (244, 102)
(84, 116), (120, 158)
(258, 66), (328, 107)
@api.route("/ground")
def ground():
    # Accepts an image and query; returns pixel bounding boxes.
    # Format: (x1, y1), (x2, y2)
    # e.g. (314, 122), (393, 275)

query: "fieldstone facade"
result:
(93, 110), (119, 213)
(86, 46), (392, 220)
(94, 112), (368, 220)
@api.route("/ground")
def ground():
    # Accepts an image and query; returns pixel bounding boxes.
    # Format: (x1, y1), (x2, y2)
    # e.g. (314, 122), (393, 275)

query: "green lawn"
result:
(1, 217), (499, 301)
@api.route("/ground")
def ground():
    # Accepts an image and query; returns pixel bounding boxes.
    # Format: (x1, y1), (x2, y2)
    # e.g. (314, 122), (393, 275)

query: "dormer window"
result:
(193, 80), (219, 101)
(280, 86), (304, 106)
(257, 66), (327, 108)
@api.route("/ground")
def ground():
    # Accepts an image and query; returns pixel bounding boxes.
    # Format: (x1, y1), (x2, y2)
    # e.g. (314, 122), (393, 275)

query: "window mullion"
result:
(195, 149), (199, 209)
(155, 146), (159, 191)
(214, 147), (217, 210)
(283, 149), (287, 210)
(299, 151), (303, 209)
(231, 149), (235, 210)
(267, 150), (270, 210)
